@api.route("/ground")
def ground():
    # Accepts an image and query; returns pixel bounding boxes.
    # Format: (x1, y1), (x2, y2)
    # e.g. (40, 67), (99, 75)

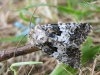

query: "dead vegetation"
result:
(0, 0), (100, 75)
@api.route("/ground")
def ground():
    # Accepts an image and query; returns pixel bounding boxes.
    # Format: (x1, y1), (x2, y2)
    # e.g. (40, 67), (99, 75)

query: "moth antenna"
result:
(14, 3), (44, 57)
(29, 3), (44, 29)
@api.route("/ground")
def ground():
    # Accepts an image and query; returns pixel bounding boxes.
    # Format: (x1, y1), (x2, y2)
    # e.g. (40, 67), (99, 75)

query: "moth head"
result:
(29, 25), (48, 46)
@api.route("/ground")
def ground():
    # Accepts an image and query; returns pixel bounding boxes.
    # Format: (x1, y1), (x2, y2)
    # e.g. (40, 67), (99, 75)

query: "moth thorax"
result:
(30, 25), (48, 45)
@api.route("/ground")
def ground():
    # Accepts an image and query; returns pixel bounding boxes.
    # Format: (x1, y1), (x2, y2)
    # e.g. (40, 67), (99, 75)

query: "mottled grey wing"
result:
(31, 23), (91, 68)
(42, 23), (91, 47)
(41, 42), (81, 68)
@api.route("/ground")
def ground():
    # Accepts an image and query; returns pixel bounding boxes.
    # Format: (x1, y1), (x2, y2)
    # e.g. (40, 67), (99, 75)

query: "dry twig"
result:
(0, 44), (39, 62)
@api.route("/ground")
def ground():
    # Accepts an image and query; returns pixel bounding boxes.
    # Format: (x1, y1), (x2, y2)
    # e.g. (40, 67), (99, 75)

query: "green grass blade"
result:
(67, 0), (72, 9)
(57, 6), (83, 15)
(15, 4), (52, 12)
(82, 45), (100, 65)
(50, 64), (77, 75)
(0, 36), (27, 42)
(19, 12), (30, 22)
(81, 37), (92, 52)
(10, 61), (43, 75)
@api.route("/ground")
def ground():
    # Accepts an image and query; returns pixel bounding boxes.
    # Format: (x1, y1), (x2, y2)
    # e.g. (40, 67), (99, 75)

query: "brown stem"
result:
(0, 44), (39, 62)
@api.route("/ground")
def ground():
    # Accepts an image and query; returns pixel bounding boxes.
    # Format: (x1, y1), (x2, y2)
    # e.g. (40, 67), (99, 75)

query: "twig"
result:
(91, 55), (100, 75)
(0, 44), (39, 62)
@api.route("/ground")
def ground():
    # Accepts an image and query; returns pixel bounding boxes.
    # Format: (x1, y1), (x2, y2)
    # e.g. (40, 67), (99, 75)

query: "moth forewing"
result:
(29, 22), (92, 68)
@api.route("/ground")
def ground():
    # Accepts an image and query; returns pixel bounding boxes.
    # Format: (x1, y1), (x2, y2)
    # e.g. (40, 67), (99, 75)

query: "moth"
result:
(29, 22), (92, 68)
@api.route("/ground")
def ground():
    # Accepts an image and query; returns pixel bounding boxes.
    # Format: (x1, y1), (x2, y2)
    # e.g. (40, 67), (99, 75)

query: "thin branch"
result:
(0, 44), (39, 62)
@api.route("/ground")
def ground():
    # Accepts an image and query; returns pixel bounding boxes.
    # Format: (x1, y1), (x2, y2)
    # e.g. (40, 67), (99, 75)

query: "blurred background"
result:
(0, 0), (100, 75)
